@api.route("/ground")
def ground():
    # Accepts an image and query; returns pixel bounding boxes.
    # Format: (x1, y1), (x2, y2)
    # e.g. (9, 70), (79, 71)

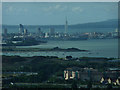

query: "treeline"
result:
(2, 56), (120, 84)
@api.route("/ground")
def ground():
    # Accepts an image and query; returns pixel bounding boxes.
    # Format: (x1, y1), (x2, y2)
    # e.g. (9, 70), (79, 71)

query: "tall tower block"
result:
(4, 28), (7, 36)
(19, 24), (24, 34)
(65, 17), (68, 35)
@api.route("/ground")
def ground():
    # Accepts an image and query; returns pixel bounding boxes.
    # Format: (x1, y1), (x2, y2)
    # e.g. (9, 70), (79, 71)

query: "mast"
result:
(65, 17), (68, 35)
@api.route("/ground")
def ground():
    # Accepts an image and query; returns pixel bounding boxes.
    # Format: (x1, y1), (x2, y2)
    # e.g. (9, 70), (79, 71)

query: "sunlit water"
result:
(2, 39), (118, 58)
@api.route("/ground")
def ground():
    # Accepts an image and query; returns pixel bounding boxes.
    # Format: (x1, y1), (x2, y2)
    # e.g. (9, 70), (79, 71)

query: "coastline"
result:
(2, 47), (89, 52)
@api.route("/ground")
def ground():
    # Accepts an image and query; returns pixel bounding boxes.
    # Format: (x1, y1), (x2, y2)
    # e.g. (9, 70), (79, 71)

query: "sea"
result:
(2, 26), (118, 58)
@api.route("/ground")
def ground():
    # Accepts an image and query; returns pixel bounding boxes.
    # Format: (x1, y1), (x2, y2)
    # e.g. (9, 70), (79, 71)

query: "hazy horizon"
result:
(2, 18), (117, 26)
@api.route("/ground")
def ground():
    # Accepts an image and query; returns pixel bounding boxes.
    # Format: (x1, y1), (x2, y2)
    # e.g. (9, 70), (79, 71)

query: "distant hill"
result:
(70, 19), (118, 28)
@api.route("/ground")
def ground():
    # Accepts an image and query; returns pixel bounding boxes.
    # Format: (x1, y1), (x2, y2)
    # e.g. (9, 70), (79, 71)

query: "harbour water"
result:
(2, 39), (118, 58)
(2, 26), (118, 58)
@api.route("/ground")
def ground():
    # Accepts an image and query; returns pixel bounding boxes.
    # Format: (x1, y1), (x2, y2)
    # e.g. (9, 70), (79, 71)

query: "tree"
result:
(107, 84), (112, 90)
(87, 81), (92, 88)
(71, 80), (77, 89)
(66, 56), (72, 60)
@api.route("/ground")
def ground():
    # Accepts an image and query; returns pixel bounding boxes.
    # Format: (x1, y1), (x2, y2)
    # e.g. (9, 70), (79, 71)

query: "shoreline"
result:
(2, 47), (89, 52)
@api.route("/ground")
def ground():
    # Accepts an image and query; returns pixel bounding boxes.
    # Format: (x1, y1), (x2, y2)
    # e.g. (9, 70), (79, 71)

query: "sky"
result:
(2, 2), (118, 25)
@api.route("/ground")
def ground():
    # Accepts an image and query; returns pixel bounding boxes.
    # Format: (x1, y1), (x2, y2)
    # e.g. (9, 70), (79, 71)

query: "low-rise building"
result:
(64, 67), (120, 84)
(64, 67), (102, 82)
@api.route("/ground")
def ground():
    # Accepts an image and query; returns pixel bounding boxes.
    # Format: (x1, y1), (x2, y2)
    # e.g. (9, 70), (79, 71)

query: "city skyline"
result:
(2, 2), (118, 25)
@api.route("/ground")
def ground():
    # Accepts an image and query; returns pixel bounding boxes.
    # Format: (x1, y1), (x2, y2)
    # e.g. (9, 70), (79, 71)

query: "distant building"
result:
(37, 28), (43, 37)
(37, 28), (41, 34)
(100, 77), (120, 86)
(64, 17), (68, 35)
(64, 68), (80, 80)
(38, 28), (41, 33)
(55, 32), (61, 38)
(64, 67), (102, 82)
(115, 28), (118, 33)
(24, 29), (28, 35)
(64, 67), (120, 85)
(4, 28), (7, 36)
(45, 32), (49, 38)
(49, 28), (55, 36)
(19, 24), (24, 34)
